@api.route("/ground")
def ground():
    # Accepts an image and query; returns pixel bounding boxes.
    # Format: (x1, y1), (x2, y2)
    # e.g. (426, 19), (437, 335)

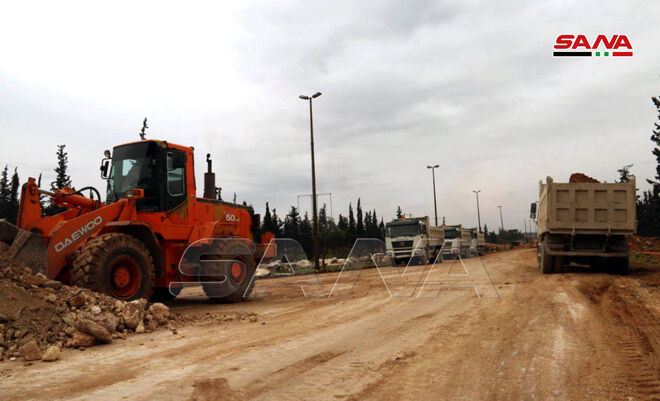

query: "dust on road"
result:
(1, 249), (658, 401)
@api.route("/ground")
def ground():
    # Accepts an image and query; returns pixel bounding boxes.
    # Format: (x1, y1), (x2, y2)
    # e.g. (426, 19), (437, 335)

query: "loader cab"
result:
(104, 141), (188, 212)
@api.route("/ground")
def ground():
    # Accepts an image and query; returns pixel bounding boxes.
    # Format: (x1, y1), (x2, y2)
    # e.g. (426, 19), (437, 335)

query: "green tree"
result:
(637, 96), (660, 236)
(348, 203), (356, 236)
(356, 198), (364, 236)
(283, 206), (301, 237)
(617, 164), (633, 183)
(319, 203), (328, 231)
(271, 208), (282, 236)
(301, 212), (313, 235)
(8, 168), (20, 223)
(0, 165), (9, 219)
(337, 213), (348, 232)
(262, 202), (274, 234)
(319, 204), (329, 266)
(54, 145), (72, 189)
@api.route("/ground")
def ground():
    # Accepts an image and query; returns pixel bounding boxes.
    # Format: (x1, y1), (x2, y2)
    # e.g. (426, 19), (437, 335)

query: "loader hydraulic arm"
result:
(4, 176), (145, 279)
(17, 177), (103, 230)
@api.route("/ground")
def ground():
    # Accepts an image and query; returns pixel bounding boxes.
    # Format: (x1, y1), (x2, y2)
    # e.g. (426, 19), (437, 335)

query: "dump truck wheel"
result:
(617, 257), (629, 275)
(540, 245), (554, 274)
(607, 257), (629, 275)
(201, 241), (256, 303)
(72, 233), (155, 301)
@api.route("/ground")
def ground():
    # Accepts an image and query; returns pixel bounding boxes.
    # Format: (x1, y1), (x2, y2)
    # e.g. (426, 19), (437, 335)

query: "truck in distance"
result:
(385, 216), (444, 265)
(532, 176), (636, 274)
(467, 227), (485, 256)
(441, 224), (472, 259)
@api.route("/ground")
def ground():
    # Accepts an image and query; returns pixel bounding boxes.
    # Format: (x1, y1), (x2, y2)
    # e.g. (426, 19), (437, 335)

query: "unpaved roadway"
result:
(1, 249), (658, 401)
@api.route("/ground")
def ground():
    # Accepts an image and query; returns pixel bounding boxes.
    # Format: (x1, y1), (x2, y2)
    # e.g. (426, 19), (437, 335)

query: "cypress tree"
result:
(54, 145), (72, 189)
(8, 168), (19, 223)
(0, 165), (9, 219)
(262, 202), (273, 234)
(356, 198), (364, 236)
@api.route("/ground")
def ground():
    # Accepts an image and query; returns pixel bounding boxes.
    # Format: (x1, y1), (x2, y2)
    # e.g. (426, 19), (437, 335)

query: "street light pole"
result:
(473, 190), (481, 232)
(299, 92), (322, 271)
(497, 205), (504, 231)
(427, 164), (439, 226)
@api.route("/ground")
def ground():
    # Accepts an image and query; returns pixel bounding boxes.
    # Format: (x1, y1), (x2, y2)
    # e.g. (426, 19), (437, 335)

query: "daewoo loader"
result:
(0, 139), (274, 302)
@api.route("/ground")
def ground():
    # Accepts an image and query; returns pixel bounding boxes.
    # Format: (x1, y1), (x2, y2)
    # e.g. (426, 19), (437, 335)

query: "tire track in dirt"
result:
(578, 276), (660, 400)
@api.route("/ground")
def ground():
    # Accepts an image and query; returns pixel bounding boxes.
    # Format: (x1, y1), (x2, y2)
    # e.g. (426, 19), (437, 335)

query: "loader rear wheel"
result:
(72, 233), (155, 301)
(201, 241), (255, 303)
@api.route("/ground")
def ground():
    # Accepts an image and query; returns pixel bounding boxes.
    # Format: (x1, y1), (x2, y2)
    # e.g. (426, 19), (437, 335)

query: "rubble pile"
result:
(569, 173), (600, 183)
(629, 235), (660, 254)
(259, 254), (394, 276)
(0, 243), (171, 363)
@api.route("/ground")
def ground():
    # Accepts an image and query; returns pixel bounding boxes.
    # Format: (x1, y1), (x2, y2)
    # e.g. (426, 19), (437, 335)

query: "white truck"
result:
(467, 228), (485, 256)
(385, 216), (444, 265)
(441, 225), (472, 259)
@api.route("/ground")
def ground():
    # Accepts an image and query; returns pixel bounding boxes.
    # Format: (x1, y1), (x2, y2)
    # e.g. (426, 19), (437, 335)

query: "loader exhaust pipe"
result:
(203, 153), (217, 199)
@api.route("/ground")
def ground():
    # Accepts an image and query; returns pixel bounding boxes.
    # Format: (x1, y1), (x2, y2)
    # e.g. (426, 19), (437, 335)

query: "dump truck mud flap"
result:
(0, 220), (48, 275)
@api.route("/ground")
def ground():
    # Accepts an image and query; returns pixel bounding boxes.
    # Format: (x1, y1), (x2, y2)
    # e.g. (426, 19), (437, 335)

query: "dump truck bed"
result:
(538, 177), (636, 236)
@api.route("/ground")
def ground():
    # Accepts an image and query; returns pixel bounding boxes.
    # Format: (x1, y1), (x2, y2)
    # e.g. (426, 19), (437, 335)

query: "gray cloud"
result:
(1, 0), (659, 232)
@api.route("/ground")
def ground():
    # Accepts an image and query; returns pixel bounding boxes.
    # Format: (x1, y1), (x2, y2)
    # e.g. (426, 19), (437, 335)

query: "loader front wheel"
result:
(72, 233), (155, 301)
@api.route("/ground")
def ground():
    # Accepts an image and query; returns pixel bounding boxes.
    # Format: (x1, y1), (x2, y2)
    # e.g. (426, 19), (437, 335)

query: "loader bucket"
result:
(0, 219), (18, 245)
(0, 220), (48, 276)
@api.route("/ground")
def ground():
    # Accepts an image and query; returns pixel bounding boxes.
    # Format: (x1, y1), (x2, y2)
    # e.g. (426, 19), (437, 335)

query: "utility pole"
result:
(524, 218), (528, 240)
(473, 190), (481, 232)
(497, 205), (504, 231)
(427, 164), (439, 226)
(299, 92), (322, 271)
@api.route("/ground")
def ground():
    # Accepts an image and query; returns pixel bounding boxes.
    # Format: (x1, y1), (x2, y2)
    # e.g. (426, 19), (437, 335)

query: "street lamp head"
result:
(427, 165), (432, 169)
(473, 190), (481, 194)
(434, 164), (439, 168)
(299, 95), (310, 100)
(312, 92), (322, 98)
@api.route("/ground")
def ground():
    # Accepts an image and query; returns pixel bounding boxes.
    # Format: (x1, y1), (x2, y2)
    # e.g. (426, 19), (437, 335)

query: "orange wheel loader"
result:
(0, 139), (274, 302)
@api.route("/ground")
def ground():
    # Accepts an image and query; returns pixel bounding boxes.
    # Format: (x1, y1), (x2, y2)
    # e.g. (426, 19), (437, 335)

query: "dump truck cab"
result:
(385, 216), (444, 265)
(441, 225), (471, 259)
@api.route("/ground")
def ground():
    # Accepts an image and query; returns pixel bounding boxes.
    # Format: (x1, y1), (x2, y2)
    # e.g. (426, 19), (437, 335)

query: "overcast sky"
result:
(1, 1), (659, 232)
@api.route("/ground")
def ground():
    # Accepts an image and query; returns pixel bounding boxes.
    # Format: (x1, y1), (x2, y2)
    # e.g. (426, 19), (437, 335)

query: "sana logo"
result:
(553, 34), (632, 57)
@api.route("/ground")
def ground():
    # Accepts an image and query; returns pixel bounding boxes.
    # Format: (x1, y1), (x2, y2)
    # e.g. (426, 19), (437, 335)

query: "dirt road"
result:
(1, 249), (658, 401)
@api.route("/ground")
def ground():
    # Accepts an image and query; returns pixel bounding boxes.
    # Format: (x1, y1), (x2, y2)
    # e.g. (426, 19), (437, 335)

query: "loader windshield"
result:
(106, 142), (160, 210)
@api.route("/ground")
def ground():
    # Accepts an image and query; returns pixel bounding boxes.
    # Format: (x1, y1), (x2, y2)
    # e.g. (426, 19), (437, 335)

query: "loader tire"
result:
(201, 241), (256, 303)
(72, 233), (155, 301)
